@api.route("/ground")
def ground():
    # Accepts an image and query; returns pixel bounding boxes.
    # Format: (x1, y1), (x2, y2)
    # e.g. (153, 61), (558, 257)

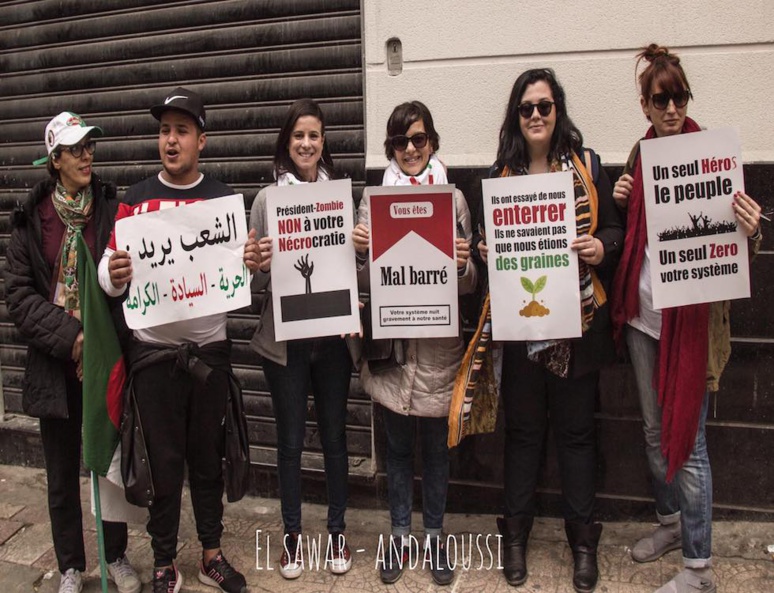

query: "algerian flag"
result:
(76, 233), (126, 475)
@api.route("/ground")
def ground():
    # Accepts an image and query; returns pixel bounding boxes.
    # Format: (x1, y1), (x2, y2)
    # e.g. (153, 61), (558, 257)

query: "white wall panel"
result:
(363, 1), (774, 167)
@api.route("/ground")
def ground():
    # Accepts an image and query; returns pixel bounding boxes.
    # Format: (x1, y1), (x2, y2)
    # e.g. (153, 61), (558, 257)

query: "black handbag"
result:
(224, 374), (250, 503)
(361, 301), (405, 374)
(120, 379), (155, 507)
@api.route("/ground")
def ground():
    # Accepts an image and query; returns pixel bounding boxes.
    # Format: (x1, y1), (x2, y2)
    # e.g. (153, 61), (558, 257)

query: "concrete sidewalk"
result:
(0, 465), (772, 592)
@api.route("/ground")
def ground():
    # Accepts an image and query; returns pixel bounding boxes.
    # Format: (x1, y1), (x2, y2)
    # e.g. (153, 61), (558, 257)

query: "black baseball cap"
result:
(150, 87), (206, 130)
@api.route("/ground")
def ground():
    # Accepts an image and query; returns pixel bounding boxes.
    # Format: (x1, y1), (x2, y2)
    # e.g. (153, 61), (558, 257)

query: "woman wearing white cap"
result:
(4, 113), (140, 593)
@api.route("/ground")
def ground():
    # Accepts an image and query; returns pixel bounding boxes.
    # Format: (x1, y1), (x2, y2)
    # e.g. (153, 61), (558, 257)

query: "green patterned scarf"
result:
(51, 181), (93, 317)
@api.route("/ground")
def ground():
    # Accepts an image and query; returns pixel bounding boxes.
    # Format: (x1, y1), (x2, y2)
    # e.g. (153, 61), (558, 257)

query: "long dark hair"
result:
(494, 68), (583, 173)
(383, 100), (440, 161)
(273, 98), (336, 180)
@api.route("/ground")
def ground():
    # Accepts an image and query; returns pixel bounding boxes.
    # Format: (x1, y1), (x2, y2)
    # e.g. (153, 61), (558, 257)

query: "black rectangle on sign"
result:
(281, 289), (352, 322)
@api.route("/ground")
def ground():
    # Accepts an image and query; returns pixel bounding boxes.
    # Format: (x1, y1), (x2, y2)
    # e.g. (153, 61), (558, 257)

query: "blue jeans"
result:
(382, 407), (449, 537)
(626, 326), (712, 566)
(262, 337), (352, 534)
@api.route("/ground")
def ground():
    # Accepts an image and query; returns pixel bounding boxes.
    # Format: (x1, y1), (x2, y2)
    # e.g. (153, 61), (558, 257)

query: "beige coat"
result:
(356, 188), (477, 417)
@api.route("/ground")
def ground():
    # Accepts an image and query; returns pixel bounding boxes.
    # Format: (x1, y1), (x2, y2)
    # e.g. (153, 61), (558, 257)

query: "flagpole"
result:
(92, 471), (110, 593)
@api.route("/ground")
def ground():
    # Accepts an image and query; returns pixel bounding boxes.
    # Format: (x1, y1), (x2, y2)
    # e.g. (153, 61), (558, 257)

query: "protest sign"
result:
(641, 128), (749, 309)
(266, 179), (360, 341)
(115, 194), (250, 329)
(482, 171), (580, 341)
(367, 185), (458, 339)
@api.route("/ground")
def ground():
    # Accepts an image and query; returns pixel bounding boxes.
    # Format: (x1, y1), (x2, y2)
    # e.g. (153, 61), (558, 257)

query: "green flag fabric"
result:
(77, 233), (127, 476)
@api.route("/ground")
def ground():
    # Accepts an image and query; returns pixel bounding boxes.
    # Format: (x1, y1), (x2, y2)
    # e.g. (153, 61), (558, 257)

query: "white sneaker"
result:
(655, 568), (716, 593)
(108, 556), (142, 593)
(58, 569), (83, 593)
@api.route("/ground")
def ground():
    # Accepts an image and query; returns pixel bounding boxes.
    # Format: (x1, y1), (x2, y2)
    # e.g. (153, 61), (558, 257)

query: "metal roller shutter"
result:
(0, 0), (371, 477)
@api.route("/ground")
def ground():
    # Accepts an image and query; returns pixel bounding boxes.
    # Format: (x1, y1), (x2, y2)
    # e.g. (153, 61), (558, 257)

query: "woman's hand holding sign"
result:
(456, 237), (470, 269)
(257, 236), (273, 272)
(352, 223), (370, 254)
(613, 173), (633, 209)
(733, 191), (761, 237)
(571, 234), (604, 266)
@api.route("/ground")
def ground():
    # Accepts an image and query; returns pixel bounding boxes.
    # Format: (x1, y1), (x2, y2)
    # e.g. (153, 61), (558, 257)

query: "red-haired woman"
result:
(610, 44), (762, 593)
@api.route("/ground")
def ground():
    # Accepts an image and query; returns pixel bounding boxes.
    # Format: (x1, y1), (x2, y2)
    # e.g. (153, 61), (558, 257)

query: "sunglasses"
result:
(390, 132), (429, 152)
(650, 90), (692, 110)
(518, 100), (555, 119)
(58, 140), (97, 159)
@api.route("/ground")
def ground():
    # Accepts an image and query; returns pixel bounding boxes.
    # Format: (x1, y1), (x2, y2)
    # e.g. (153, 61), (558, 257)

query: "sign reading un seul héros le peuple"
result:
(640, 128), (750, 309)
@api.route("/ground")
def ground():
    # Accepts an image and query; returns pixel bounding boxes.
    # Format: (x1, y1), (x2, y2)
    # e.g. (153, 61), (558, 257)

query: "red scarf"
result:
(610, 117), (708, 481)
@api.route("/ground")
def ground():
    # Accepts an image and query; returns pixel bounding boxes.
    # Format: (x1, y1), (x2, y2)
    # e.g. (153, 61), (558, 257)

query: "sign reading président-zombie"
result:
(115, 194), (251, 329)
(482, 171), (580, 341)
(367, 185), (458, 339)
(641, 128), (749, 309)
(266, 179), (360, 341)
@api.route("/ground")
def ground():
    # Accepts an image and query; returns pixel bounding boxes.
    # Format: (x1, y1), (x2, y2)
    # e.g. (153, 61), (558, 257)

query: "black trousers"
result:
(500, 343), (599, 524)
(39, 374), (127, 573)
(133, 357), (228, 566)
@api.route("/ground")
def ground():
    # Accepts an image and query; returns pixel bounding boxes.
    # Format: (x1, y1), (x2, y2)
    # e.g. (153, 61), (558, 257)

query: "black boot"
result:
(496, 516), (533, 586)
(565, 521), (602, 593)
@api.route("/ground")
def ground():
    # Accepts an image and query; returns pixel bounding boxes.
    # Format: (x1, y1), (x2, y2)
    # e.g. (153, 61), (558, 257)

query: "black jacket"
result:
(121, 339), (250, 507)
(4, 175), (119, 418)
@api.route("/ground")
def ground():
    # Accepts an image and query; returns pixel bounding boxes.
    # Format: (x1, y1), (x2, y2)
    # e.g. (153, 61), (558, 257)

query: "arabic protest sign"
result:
(367, 185), (458, 339)
(115, 194), (251, 329)
(482, 171), (580, 341)
(266, 179), (360, 341)
(641, 128), (749, 309)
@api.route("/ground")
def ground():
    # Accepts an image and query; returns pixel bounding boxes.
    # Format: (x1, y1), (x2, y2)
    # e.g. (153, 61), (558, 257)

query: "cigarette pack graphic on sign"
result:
(367, 185), (459, 340)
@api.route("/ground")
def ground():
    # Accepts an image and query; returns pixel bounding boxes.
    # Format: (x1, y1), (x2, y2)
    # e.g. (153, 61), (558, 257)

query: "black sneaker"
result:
(380, 536), (411, 584)
(327, 532), (352, 574)
(198, 552), (247, 593)
(426, 536), (454, 586)
(152, 565), (183, 593)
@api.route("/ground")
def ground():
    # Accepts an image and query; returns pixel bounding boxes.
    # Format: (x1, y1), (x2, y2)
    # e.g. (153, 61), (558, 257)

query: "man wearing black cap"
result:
(98, 87), (259, 593)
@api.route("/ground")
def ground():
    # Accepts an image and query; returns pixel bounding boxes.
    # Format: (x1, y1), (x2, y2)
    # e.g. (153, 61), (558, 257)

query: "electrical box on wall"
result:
(386, 37), (402, 76)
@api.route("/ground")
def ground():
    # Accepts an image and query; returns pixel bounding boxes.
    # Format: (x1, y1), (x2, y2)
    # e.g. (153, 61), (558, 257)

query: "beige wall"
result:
(363, 1), (774, 168)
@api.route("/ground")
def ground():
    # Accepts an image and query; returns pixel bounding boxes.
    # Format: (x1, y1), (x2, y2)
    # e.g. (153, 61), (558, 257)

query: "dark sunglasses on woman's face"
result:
(650, 90), (692, 110)
(390, 132), (429, 152)
(58, 140), (97, 159)
(518, 100), (555, 119)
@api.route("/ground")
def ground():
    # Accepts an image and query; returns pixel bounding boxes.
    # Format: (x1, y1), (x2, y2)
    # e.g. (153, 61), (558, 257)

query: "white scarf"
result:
(276, 168), (330, 186)
(382, 154), (448, 186)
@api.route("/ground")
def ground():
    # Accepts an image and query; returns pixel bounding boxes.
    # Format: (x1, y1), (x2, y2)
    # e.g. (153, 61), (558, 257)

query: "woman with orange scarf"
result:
(479, 68), (623, 593)
(610, 44), (762, 593)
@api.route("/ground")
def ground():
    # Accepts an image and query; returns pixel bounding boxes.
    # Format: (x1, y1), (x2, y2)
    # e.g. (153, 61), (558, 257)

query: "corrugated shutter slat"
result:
(0, 0), (369, 475)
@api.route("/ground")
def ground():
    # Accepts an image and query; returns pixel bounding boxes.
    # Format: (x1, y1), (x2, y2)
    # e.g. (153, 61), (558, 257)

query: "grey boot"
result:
(565, 521), (603, 593)
(497, 516), (533, 586)
(631, 520), (681, 562)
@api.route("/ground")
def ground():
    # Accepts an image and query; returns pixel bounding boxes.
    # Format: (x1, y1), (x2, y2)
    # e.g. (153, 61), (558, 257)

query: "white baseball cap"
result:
(32, 111), (104, 165)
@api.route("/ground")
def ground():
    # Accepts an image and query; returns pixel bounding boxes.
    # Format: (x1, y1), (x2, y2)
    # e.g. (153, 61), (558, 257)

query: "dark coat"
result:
(4, 175), (119, 418)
